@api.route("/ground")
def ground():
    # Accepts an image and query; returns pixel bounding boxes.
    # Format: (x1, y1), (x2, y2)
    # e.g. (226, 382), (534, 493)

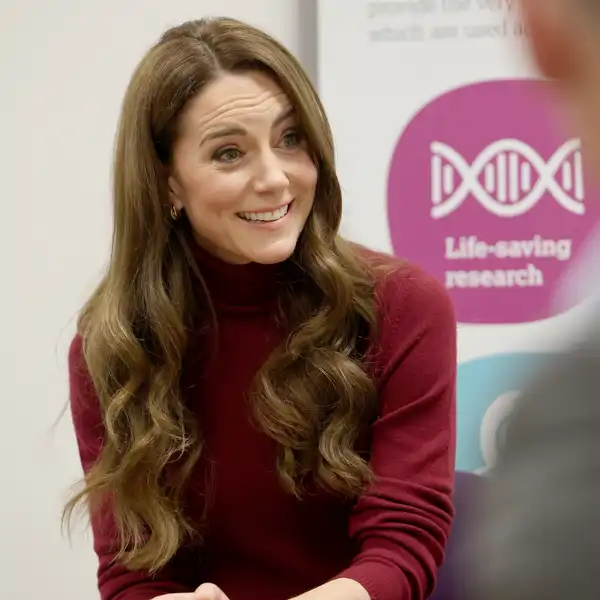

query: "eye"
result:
(213, 147), (242, 163)
(281, 129), (303, 149)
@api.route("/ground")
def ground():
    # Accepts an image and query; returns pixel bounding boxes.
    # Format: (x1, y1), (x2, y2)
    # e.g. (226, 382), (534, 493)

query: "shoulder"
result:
(68, 333), (84, 370)
(354, 244), (456, 331)
(475, 326), (600, 599)
(66, 333), (106, 467)
(67, 333), (99, 417)
(68, 333), (90, 389)
(503, 323), (600, 451)
(351, 245), (456, 377)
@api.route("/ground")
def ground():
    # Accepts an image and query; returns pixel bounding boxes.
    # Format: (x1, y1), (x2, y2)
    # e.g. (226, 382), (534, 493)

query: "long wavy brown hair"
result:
(64, 17), (380, 573)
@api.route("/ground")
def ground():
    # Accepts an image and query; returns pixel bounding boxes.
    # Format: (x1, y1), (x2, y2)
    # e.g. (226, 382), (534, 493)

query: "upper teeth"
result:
(239, 204), (289, 222)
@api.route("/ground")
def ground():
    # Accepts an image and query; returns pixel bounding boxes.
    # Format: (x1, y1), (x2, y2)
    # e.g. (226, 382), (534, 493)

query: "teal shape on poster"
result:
(457, 352), (554, 473)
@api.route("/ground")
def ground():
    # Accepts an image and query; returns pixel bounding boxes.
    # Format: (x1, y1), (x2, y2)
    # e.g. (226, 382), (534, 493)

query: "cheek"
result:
(295, 158), (319, 196)
(307, 164), (319, 191)
(184, 171), (244, 216)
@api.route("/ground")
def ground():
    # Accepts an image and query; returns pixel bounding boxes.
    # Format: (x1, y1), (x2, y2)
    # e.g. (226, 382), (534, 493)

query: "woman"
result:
(65, 17), (457, 600)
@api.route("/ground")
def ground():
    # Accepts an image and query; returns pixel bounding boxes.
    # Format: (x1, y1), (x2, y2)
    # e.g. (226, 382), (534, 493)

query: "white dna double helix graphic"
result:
(430, 139), (585, 218)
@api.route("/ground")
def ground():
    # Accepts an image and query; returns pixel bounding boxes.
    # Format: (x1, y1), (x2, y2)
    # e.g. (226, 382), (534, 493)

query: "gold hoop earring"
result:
(170, 205), (180, 220)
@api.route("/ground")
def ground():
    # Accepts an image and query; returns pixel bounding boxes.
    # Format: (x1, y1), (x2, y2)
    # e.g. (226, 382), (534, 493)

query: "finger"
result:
(194, 583), (229, 600)
(152, 594), (197, 599)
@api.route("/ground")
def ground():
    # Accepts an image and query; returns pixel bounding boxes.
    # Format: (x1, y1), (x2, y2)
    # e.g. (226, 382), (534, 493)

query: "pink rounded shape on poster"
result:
(387, 79), (600, 324)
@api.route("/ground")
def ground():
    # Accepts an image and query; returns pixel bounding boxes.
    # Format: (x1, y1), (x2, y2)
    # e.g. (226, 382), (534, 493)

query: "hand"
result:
(151, 586), (229, 600)
(193, 584), (230, 600)
(289, 578), (369, 600)
(151, 595), (196, 599)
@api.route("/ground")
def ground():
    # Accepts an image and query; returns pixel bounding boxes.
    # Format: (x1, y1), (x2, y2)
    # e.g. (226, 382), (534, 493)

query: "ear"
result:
(520, 0), (578, 84)
(168, 174), (185, 211)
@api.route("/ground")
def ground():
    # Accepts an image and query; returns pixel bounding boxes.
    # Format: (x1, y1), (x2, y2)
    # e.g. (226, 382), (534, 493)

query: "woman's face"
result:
(168, 70), (318, 265)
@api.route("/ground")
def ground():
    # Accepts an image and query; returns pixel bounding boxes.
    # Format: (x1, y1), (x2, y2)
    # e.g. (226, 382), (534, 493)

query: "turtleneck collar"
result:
(188, 239), (283, 311)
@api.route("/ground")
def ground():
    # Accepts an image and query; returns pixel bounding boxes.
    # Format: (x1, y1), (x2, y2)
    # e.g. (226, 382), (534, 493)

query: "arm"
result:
(295, 268), (456, 600)
(472, 330), (600, 600)
(68, 335), (195, 600)
(338, 271), (456, 600)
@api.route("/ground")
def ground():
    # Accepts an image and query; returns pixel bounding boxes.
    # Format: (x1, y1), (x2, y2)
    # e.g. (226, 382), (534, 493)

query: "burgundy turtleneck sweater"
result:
(68, 244), (456, 600)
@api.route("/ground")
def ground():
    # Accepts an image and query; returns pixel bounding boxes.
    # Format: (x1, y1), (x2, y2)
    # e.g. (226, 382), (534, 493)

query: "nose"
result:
(252, 149), (289, 195)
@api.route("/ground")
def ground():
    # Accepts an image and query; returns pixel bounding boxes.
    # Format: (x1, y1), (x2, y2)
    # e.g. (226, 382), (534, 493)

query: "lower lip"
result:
(238, 201), (294, 229)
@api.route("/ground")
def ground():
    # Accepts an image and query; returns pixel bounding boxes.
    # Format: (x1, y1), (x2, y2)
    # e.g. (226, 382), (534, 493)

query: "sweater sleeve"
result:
(335, 265), (457, 600)
(68, 335), (195, 600)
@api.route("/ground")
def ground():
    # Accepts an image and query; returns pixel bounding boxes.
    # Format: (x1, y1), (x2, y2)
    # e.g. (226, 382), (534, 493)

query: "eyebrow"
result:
(199, 106), (296, 146)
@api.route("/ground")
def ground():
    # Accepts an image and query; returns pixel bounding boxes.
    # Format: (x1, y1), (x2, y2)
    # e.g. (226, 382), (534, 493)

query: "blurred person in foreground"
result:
(473, 1), (600, 599)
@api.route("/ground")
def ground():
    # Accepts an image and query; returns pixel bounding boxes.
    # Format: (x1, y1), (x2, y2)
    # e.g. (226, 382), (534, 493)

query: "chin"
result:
(249, 238), (299, 265)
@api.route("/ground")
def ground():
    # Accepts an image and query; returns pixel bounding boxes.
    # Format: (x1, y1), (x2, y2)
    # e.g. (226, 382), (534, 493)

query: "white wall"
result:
(6, 2), (316, 597)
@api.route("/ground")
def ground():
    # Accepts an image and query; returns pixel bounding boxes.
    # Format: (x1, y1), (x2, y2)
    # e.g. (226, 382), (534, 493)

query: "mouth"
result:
(237, 200), (293, 223)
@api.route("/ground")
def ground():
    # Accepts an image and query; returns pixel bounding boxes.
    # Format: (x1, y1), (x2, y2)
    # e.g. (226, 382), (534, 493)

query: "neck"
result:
(188, 238), (283, 311)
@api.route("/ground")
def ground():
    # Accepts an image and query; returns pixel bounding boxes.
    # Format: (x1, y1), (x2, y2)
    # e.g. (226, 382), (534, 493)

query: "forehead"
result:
(182, 71), (293, 133)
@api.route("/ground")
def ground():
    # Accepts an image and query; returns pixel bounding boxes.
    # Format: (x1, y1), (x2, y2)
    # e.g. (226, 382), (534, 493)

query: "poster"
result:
(317, 0), (599, 473)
